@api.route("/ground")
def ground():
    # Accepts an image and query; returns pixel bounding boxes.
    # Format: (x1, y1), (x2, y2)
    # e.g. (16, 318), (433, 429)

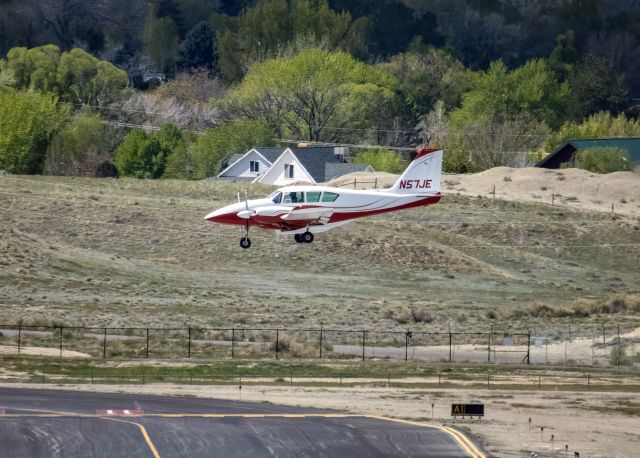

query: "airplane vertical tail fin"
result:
(390, 149), (443, 194)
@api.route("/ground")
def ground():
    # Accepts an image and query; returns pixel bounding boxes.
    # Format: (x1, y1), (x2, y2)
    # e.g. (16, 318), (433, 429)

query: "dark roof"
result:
(324, 163), (373, 182)
(537, 137), (640, 168)
(289, 147), (344, 182)
(254, 147), (285, 164)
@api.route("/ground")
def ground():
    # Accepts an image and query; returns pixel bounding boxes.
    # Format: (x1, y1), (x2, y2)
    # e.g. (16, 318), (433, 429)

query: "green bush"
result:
(44, 111), (120, 176)
(0, 89), (69, 174)
(353, 149), (407, 174)
(115, 124), (188, 178)
(576, 147), (631, 173)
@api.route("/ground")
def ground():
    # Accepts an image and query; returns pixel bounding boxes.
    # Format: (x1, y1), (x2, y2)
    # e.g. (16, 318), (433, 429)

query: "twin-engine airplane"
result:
(205, 148), (443, 248)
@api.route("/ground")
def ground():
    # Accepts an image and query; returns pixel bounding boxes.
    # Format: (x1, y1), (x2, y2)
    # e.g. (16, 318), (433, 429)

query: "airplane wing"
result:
(280, 206), (334, 223)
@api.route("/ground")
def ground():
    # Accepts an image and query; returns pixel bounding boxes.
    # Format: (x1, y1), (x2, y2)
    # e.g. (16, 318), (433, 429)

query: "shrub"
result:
(576, 147), (631, 173)
(395, 307), (412, 324)
(411, 307), (433, 323)
(353, 149), (407, 174)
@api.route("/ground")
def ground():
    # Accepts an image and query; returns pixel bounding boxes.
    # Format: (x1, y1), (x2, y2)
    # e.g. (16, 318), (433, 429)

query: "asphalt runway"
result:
(0, 388), (486, 458)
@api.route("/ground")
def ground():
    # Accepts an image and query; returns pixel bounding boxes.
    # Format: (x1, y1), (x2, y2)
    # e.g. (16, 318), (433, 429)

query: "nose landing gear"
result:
(240, 221), (251, 249)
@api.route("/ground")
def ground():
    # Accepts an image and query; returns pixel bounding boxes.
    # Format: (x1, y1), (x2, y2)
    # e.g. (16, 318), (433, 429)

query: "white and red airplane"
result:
(205, 148), (443, 248)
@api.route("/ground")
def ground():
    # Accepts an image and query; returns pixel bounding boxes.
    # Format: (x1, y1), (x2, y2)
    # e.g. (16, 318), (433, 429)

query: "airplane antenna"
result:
(237, 192), (240, 203)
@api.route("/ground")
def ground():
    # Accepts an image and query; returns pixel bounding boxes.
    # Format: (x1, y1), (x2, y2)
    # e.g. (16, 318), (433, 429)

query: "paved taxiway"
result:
(0, 387), (486, 457)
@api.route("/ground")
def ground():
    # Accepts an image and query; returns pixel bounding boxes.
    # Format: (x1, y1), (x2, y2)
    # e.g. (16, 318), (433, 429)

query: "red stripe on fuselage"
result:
(328, 194), (441, 223)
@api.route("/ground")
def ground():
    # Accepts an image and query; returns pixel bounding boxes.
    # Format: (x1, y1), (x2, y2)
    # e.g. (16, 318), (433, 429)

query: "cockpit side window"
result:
(283, 191), (305, 204)
(321, 192), (339, 202)
(271, 192), (282, 204)
(306, 191), (321, 203)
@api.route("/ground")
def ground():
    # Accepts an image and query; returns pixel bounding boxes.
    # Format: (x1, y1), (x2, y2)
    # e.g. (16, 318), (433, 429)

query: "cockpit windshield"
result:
(270, 191), (282, 204)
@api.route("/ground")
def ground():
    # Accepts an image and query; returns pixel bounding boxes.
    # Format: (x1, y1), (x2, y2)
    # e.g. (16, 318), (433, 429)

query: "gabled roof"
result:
(324, 163), (374, 182)
(254, 147), (286, 163)
(537, 137), (640, 167)
(288, 147), (344, 182)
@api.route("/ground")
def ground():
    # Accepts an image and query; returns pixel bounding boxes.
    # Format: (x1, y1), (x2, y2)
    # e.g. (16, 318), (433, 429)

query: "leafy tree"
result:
(450, 59), (568, 130)
(177, 21), (215, 71)
(148, 17), (179, 74)
(224, 49), (400, 143)
(1, 45), (61, 92)
(44, 110), (120, 176)
(114, 124), (186, 178)
(566, 56), (629, 121)
(56, 48), (129, 107)
(167, 119), (275, 179)
(214, 0), (358, 82)
(575, 147), (631, 173)
(542, 112), (640, 154)
(380, 44), (469, 116)
(549, 31), (577, 78)
(0, 89), (69, 174)
(352, 149), (406, 174)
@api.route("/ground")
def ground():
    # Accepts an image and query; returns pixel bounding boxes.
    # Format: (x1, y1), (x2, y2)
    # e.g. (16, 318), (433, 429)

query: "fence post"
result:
(527, 331), (531, 365)
(448, 332), (452, 362)
(602, 322), (606, 345)
(353, 179), (357, 189)
(59, 326), (63, 358)
(103, 327), (107, 359)
(146, 328), (149, 358)
(617, 324), (621, 368)
(362, 330), (366, 361)
(404, 331), (409, 362)
(319, 329), (323, 359)
(487, 327), (492, 364)
(374, 178), (378, 189)
(188, 327), (192, 358)
(231, 328), (235, 358)
(275, 329), (279, 359)
(17, 324), (21, 355)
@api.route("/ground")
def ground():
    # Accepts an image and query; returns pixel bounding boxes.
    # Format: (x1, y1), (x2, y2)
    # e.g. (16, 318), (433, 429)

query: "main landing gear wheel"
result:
(294, 234), (305, 243)
(302, 232), (314, 243)
(240, 237), (251, 249)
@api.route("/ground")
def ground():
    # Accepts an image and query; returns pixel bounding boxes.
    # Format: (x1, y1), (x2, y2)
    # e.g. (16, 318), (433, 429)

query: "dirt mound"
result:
(332, 167), (640, 216)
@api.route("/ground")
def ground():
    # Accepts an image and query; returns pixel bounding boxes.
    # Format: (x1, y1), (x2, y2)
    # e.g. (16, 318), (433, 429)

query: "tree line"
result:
(1, 0), (640, 178)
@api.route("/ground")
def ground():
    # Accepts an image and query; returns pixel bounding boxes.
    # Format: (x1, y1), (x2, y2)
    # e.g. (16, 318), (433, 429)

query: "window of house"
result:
(306, 191), (321, 203)
(321, 192), (339, 202)
(284, 164), (294, 179)
(250, 161), (259, 173)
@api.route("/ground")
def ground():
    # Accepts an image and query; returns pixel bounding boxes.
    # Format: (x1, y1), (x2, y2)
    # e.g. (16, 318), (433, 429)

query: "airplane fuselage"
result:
(206, 185), (441, 234)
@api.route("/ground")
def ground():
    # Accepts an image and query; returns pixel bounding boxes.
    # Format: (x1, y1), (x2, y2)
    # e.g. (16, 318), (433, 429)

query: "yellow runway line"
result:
(368, 416), (485, 458)
(105, 418), (161, 458)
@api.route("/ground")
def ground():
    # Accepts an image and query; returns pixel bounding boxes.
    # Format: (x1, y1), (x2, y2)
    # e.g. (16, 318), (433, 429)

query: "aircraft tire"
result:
(240, 237), (251, 249)
(294, 234), (304, 243)
(302, 232), (314, 243)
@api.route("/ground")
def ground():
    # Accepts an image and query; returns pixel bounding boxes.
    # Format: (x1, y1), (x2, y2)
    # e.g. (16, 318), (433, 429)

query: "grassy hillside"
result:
(1, 175), (639, 336)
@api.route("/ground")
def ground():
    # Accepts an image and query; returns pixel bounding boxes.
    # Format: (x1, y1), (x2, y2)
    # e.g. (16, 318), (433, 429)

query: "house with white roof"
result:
(217, 147), (285, 180)
(254, 146), (373, 185)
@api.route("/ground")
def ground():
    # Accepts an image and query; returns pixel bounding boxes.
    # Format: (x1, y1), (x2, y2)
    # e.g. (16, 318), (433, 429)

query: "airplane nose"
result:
(204, 208), (225, 221)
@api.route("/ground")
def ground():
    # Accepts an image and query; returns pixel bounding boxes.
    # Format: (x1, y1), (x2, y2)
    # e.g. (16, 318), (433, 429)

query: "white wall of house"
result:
(255, 149), (315, 185)
(217, 149), (273, 179)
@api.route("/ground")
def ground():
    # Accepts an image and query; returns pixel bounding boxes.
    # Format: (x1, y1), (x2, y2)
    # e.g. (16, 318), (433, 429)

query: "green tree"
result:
(1, 45), (61, 91)
(380, 44), (470, 116)
(115, 124), (186, 178)
(214, 0), (357, 82)
(576, 147), (631, 173)
(224, 49), (400, 143)
(548, 31), (577, 78)
(352, 149), (406, 174)
(0, 89), (69, 174)
(567, 56), (629, 121)
(542, 112), (640, 155)
(450, 59), (568, 130)
(169, 119), (275, 179)
(177, 21), (215, 71)
(148, 17), (179, 74)
(57, 48), (129, 107)
(44, 110), (120, 176)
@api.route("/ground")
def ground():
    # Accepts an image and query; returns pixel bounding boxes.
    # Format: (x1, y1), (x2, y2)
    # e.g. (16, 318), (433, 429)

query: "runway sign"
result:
(451, 404), (484, 418)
